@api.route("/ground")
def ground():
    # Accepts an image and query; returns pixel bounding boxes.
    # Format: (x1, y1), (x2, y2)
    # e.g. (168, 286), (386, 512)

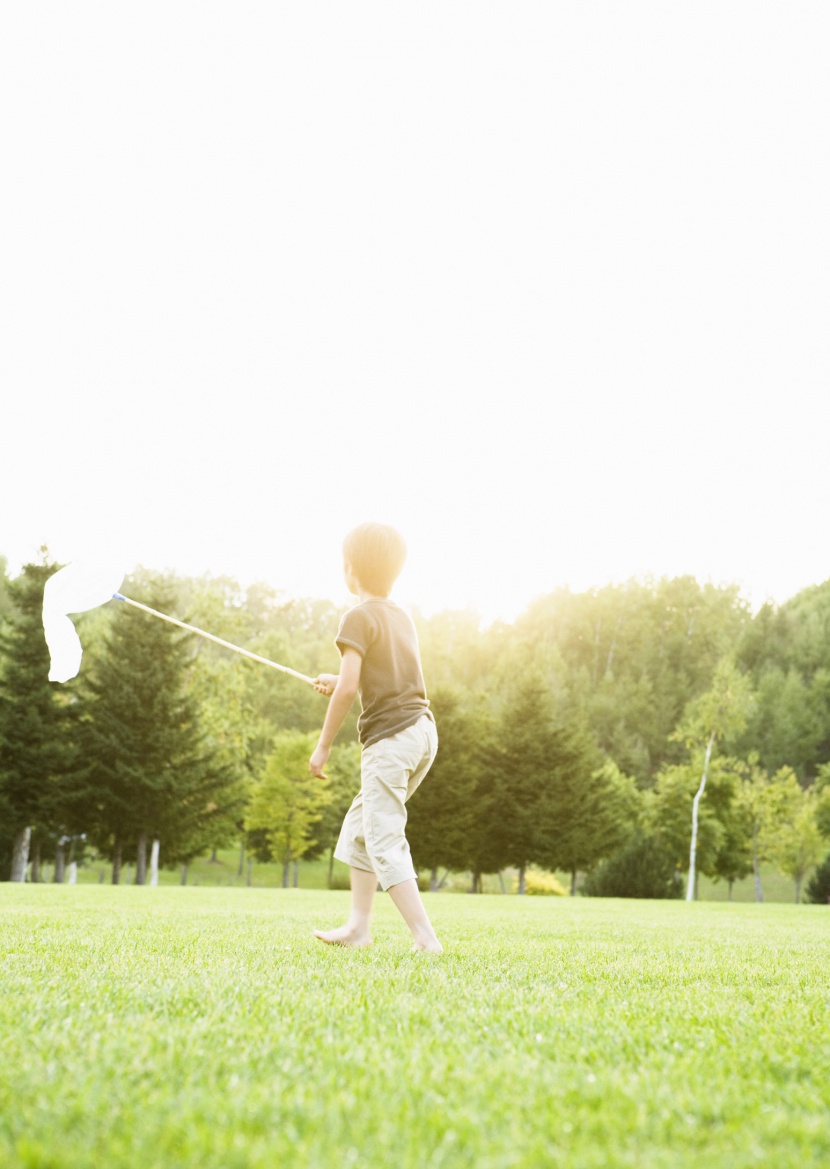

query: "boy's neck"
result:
(357, 588), (390, 604)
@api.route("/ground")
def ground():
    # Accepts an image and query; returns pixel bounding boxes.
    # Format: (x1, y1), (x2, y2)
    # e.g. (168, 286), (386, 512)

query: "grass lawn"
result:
(1, 887), (828, 1169)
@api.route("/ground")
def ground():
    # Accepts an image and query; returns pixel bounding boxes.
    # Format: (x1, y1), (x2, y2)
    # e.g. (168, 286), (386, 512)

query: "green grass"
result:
(2, 887), (828, 1169)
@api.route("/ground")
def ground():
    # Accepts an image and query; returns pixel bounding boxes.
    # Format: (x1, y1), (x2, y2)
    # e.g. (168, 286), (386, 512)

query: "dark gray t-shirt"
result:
(336, 599), (434, 748)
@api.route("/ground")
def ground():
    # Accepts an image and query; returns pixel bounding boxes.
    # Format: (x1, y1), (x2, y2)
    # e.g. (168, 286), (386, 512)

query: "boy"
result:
(308, 523), (442, 953)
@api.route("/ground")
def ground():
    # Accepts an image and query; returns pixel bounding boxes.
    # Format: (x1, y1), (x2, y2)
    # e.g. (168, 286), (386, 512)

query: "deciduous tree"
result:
(244, 730), (331, 887)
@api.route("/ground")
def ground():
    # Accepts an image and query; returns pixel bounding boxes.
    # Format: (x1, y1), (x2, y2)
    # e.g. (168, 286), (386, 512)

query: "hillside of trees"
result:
(2, 551), (830, 902)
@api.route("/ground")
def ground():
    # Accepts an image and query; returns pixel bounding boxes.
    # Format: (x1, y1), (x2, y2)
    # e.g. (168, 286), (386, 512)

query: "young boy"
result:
(308, 523), (442, 953)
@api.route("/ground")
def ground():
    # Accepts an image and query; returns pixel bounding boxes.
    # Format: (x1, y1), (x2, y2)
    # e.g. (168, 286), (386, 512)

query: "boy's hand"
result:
(313, 673), (339, 696)
(309, 743), (331, 778)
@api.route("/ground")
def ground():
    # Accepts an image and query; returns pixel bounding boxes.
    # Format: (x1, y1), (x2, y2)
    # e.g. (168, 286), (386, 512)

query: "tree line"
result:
(2, 552), (830, 902)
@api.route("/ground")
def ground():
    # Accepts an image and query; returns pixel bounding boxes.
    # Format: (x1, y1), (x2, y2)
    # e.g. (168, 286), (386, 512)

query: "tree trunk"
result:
(752, 829), (763, 902)
(570, 870), (578, 896)
(328, 848), (335, 889)
(471, 871), (480, 894)
(112, 841), (122, 885)
(150, 839), (160, 886)
(68, 862), (77, 884)
(238, 841), (245, 877)
(210, 847), (219, 863)
(686, 730), (716, 902)
(31, 841), (42, 883)
(498, 870), (506, 894)
(293, 860), (299, 888)
(282, 860), (290, 888)
(518, 865), (526, 895)
(430, 867), (439, 893)
(246, 858), (253, 887)
(728, 879), (734, 902)
(180, 864), (188, 886)
(795, 875), (802, 904)
(10, 827), (31, 882)
(54, 844), (66, 883)
(136, 833), (148, 885)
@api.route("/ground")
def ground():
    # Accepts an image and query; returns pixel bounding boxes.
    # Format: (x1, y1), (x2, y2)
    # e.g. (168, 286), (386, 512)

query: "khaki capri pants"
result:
(333, 714), (438, 891)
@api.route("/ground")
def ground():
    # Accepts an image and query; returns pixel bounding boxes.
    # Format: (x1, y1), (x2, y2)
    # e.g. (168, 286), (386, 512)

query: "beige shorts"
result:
(333, 714), (438, 891)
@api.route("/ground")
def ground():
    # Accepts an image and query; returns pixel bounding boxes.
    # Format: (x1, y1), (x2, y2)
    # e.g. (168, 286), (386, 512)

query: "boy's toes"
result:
(313, 927), (371, 947)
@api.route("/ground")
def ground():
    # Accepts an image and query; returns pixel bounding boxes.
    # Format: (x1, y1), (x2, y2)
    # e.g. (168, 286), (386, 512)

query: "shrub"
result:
(523, 869), (567, 896)
(582, 833), (683, 899)
(805, 852), (830, 905)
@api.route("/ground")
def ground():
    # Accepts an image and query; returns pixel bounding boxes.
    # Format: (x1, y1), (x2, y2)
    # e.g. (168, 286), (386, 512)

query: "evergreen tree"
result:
(405, 690), (483, 889)
(542, 756), (641, 894)
(78, 586), (234, 881)
(0, 557), (76, 881)
(491, 673), (558, 893)
(805, 851), (830, 905)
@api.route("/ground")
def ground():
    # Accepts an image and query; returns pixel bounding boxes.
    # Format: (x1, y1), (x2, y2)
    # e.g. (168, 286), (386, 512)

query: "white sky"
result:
(2, 3), (829, 622)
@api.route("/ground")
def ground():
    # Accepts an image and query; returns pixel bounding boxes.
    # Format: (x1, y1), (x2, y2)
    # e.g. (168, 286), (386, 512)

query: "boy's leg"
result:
(364, 717), (442, 951)
(387, 879), (442, 953)
(313, 865), (377, 947)
(314, 791), (378, 946)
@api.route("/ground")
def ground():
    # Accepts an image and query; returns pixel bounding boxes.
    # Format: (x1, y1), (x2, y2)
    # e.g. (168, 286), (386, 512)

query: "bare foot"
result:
(313, 926), (372, 947)
(412, 940), (443, 954)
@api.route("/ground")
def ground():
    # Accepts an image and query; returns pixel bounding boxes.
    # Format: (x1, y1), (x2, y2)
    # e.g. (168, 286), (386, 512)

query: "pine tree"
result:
(493, 673), (562, 893)
(78, 586), (235, 881)
(0, 557), (76, 881)
(405, 689), (484, 889)
(540, 754), (640, 894)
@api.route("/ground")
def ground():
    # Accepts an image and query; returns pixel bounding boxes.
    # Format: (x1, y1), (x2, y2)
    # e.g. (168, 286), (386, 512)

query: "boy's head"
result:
(343, 523), (407, 598)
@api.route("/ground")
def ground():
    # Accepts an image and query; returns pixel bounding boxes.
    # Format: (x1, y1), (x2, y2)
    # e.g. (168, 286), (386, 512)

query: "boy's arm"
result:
(309, 648), (362, 778)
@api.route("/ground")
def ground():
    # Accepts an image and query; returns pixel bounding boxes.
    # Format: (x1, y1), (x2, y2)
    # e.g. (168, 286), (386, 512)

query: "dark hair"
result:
(343, 523), (407, 597)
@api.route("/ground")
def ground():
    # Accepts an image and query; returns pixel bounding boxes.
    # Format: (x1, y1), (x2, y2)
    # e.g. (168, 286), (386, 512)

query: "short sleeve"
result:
(336, 606), (375, 658)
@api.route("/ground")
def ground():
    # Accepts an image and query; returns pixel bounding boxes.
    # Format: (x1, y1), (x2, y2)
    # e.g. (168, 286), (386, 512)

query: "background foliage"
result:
(3, 554), (830, 900)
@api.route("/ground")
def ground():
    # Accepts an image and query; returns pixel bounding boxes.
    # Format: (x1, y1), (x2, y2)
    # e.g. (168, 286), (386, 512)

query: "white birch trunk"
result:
(10, 827), (31, 883)
(68, 862), (77, 884)
(686, 731), (716, 902)
(150, 839), (160, 886)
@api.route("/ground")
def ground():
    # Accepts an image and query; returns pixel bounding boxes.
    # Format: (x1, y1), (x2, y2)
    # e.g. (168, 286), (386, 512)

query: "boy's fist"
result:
(309, 743), (331, 778)
(313, 673), (338, 696)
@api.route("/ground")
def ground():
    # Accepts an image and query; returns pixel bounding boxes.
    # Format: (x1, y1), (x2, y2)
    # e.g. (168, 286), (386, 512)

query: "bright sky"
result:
(2, 3), (829, 623)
